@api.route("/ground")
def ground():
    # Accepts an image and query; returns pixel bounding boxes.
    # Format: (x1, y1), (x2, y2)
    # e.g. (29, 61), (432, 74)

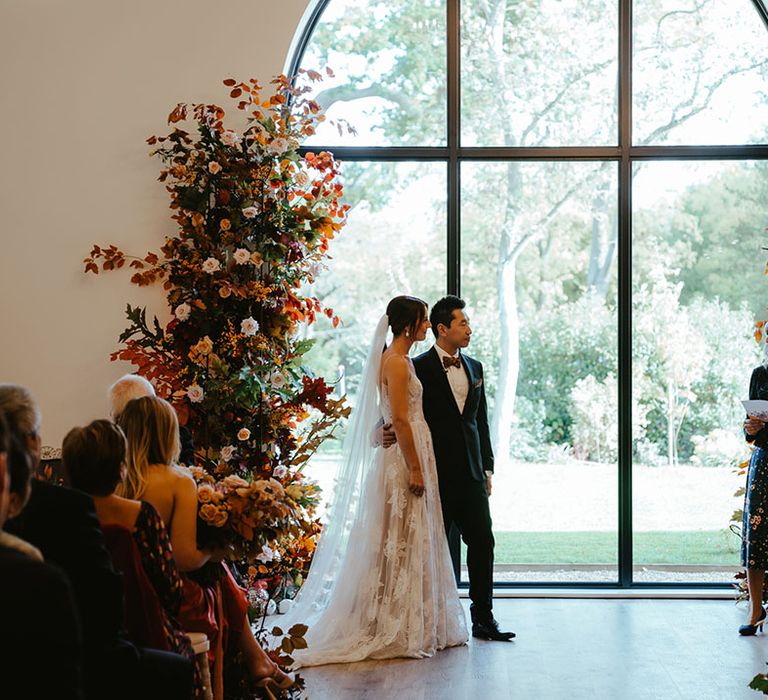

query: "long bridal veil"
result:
(280, 314), (389, 630)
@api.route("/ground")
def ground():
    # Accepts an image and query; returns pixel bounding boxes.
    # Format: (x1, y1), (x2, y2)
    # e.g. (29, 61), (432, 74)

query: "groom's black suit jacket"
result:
(413, 347), (494, 483)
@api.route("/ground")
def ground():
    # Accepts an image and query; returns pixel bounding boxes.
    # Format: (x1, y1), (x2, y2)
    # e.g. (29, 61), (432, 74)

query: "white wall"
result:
(0, 0), (312, 445)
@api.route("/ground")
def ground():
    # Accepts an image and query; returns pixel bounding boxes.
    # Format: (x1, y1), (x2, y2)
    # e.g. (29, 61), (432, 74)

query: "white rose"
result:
(201, 257), (221, 274)
(220, 130), (238, 146)
(255, 544), (276, 563)
(233, 248), (250, 265)
(237, 428), (251, 441)
(241, 317), (259, 336)
(208, 162), (222, 174)
(242, 205), (260, 219)
(271, 373), (287, 390)
(273, 465), (287, 479)
(220, 445), (236, 462)
(249, 251), (263, 266)
(174, 303), (191, 321)
(268, 137), (288, 155)
(295, 171), (309, 188)
(187, 384), (204, 403)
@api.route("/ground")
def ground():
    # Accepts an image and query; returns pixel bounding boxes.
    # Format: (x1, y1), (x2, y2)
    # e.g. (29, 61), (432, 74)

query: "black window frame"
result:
(289, 0), (768, 589)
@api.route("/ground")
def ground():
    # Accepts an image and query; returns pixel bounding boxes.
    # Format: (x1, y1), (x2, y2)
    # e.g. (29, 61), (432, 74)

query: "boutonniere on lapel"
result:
(472, 378), (483, 388)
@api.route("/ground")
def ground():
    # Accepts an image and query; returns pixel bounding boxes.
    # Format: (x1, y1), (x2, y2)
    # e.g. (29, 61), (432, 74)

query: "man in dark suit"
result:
(411, 295), (514, 641)
(0, 408), (84, 699)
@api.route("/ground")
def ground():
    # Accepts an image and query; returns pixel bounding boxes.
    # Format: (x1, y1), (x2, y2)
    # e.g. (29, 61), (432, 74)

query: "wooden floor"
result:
(299, 598), (768, 699)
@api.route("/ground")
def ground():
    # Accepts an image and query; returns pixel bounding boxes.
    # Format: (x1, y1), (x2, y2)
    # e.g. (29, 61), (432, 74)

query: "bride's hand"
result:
(409, 468), (425, 497)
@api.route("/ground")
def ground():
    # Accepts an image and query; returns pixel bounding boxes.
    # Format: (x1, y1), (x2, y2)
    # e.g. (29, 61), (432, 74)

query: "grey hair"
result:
(0, 384), (41, 437)
(108, 374), (156, 419)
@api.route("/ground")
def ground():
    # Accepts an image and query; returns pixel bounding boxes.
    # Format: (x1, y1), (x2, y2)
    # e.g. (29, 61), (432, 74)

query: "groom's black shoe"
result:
(471, 619), (515, 641)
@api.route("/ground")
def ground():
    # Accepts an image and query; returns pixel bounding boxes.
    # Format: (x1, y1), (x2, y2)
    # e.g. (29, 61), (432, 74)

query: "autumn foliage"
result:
(84, 72), (351, 583)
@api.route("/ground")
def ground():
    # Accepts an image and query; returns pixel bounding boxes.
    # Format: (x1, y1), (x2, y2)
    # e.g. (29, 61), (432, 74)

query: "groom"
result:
(385, 295), (514, 641)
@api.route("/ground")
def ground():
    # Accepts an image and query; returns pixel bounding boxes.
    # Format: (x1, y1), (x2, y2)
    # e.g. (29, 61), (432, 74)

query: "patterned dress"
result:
(743, 365), (768, 570)
(133, 501), (194, 658)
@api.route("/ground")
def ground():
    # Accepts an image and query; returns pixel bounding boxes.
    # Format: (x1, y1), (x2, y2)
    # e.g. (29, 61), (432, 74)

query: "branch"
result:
(640, 56), (768, 144)
(520, 58), (614, 146)
(313, 82), (416, 116)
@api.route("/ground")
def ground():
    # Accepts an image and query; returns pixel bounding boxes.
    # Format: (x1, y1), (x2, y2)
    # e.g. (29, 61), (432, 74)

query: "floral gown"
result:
(743, 365), (768, 570)
(292, 363), (468, 667)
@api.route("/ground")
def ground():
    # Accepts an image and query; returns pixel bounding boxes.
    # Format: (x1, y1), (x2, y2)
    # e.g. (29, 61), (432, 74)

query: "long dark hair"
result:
(385, 295), (427, 340)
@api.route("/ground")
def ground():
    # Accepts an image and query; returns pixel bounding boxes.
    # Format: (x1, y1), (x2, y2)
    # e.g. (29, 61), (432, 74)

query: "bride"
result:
(281, 295), (468, 667)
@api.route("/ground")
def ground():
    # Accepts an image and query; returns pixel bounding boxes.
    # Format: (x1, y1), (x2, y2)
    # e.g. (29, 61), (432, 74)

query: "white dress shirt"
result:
(434, 344), (469, 413)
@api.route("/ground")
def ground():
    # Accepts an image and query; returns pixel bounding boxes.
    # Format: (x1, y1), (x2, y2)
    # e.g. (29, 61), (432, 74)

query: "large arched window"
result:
(291, 0), (768, 588)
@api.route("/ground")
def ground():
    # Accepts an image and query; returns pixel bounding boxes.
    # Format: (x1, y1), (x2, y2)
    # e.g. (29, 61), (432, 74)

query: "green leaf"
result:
(749, 673), (768, 693)
(281, 637), (295, 654)
(270, 626), (284, 637)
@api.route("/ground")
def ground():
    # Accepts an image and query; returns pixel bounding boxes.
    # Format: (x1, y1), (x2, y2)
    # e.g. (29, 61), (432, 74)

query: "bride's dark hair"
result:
(385, 295), (427, 339)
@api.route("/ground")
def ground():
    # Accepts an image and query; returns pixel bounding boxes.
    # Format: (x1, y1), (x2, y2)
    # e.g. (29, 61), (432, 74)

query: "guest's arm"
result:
(169, 473), (211, 572)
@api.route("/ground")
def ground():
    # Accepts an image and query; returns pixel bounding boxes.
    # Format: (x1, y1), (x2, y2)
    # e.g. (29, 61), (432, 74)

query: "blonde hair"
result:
(117, 396), (180, 499)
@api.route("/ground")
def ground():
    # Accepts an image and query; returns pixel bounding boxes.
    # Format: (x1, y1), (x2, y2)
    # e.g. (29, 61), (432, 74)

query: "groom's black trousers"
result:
(438, 473), (494, 624)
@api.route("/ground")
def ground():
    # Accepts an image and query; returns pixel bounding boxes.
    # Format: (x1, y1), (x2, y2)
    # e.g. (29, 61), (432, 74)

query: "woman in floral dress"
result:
(742, 364), (768, 634)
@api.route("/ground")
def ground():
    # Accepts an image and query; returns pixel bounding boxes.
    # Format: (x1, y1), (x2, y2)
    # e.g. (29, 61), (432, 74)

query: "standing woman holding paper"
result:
(741, 364), (768, 634)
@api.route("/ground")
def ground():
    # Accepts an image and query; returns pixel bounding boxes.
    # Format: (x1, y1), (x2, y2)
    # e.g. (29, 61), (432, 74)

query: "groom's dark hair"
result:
(430, 295), (465, 338)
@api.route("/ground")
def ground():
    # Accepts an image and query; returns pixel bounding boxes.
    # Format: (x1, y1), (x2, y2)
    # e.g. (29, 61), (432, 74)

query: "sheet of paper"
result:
(742, 400), (768, 420)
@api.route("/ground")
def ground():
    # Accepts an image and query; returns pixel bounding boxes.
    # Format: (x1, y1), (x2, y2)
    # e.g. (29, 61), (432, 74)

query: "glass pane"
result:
(462, 161), (619, 583)
(297, 0), (447, 147)
(461, 1), (618, 147)
(633, 1), (768, 145)
(303, 162), (447, 517)
(632, 160), (768, 583)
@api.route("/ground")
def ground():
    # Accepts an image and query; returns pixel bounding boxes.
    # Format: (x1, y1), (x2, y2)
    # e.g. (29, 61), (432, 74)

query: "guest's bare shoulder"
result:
(169, 465), (198, 496)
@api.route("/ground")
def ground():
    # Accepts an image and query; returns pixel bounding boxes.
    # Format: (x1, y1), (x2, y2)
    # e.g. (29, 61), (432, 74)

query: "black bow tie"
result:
(442, 355), (461, 370)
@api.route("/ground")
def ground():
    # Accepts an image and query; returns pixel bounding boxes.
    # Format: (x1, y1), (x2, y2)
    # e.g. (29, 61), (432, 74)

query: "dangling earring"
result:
(405, 329), (410, 338)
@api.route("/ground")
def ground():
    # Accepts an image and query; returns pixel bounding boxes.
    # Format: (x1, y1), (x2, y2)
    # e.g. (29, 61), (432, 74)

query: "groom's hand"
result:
(381, 423), (397, 448)
(371, 422), (397, 448)
(486, 474), (493, 496)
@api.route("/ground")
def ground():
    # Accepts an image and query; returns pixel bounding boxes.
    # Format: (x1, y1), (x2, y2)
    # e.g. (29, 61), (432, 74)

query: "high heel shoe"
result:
(254, 663), (295, 698)
(739, 607), (767, 636)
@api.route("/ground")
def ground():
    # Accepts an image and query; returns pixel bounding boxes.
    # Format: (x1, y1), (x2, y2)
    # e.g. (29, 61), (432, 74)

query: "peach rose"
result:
(199, 503), (228, 528)
(198, 484), (215, 503)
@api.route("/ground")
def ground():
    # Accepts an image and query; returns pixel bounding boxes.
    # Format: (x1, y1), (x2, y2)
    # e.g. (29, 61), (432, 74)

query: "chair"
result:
(186, 632), (213, 700)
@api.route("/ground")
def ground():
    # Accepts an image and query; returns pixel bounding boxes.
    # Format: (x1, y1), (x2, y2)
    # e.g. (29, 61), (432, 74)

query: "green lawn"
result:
(465, 530), (741, 566)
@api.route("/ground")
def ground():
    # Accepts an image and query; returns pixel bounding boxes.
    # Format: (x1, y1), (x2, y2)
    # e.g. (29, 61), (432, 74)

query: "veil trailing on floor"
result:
(280, 314), (389, 630)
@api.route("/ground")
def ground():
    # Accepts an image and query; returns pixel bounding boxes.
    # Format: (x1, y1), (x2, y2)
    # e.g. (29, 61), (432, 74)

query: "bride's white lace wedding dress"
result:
(287, 359), (468, 667)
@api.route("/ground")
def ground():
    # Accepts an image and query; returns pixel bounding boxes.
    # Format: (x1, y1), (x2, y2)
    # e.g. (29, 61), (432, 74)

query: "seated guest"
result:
(62, 419), (194, 661)
(109, 374), (195, 465)
(1, 384), (193, 700)
(0, 433), (42, 559)
(119, 395), (293, 694)
(0, 409), (84, 700)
